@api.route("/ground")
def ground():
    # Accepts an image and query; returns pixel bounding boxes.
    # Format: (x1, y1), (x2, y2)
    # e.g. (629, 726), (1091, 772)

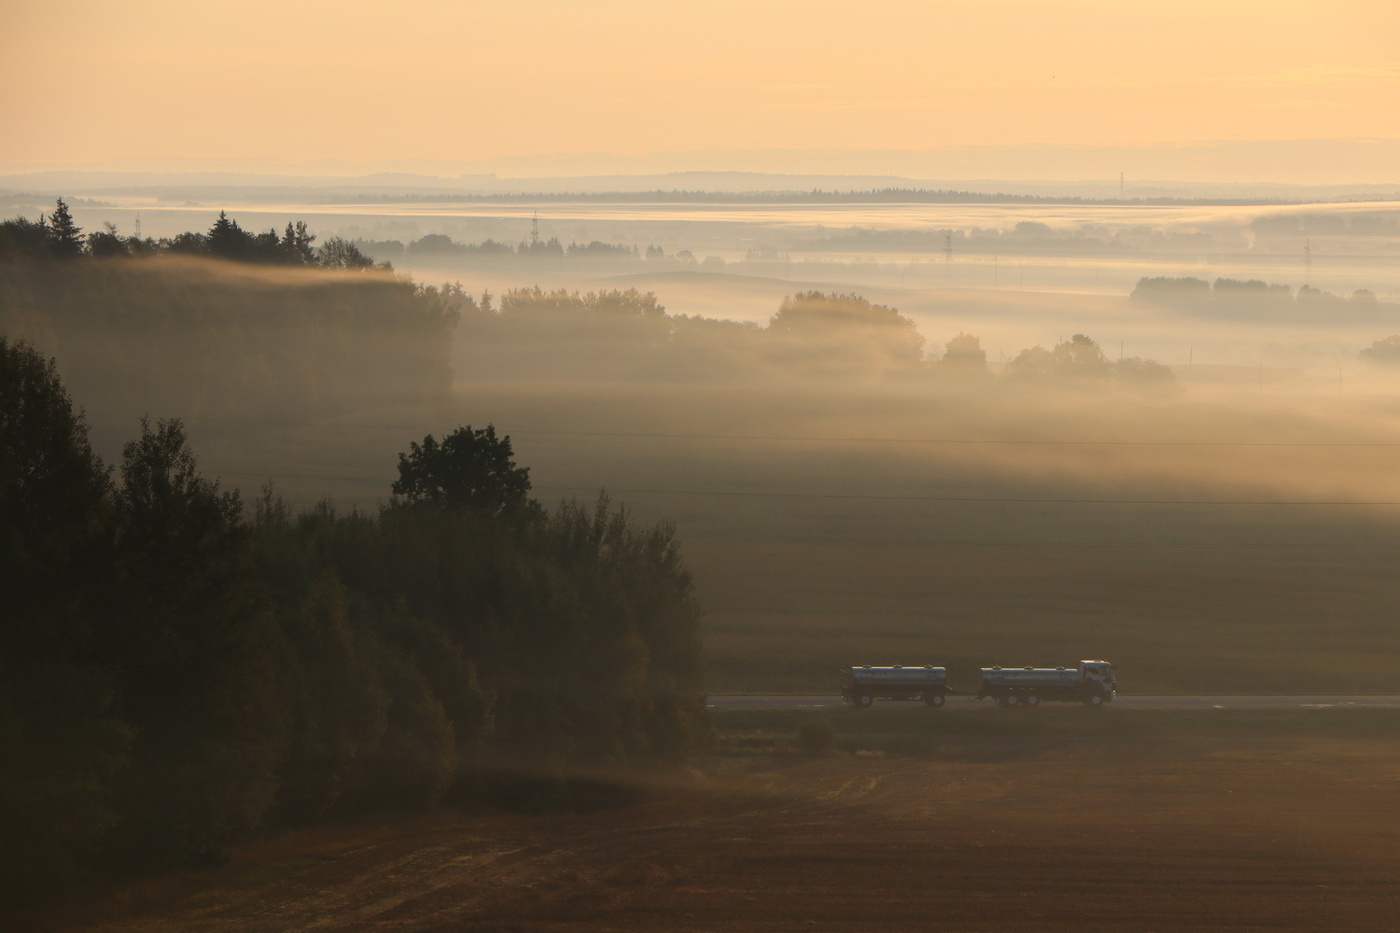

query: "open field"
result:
(24, 198), (1400, 698)
(152, 378), (1400, 696)
(32, 710), (1400, 933)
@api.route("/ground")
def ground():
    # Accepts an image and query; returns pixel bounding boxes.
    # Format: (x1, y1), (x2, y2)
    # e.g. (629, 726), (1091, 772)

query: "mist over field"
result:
(7, 0), (1400, 921)
(9, 191), (1400, 703)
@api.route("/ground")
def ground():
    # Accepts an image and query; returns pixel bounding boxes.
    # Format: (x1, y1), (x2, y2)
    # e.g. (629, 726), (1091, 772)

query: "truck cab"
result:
(1079, 660), (1116, 704)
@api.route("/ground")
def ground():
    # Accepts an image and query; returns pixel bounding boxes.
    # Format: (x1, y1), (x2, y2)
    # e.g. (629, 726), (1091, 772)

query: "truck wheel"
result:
(1084, 694), (1104, 708)
(856, 693), (874, 708)
(1003, 694), (1019, 708)
(924, 693), (945, 708)
(1024, 694), (1040, 707)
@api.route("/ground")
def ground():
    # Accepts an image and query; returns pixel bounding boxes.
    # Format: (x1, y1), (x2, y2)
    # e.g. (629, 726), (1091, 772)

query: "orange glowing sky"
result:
(1, 0), (1397, 180)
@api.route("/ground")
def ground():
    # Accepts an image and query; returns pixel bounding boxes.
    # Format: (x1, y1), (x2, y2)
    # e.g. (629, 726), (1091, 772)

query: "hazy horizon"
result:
(4, 139), (1400, 190)
(4, 2), (1398, 184)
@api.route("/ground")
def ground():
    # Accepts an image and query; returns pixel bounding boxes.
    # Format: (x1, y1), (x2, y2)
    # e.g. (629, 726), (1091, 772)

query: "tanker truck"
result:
(841, 665), (949, 708)
(975, 660), (1116, 707)
(841, 659), (1116, 708)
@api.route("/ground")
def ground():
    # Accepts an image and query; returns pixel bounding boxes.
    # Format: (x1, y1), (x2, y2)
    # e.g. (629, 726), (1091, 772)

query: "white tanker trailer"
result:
(842, 660), (1116, 708)
(841, 665), (949, 708)
(975, 660), (1116, 707)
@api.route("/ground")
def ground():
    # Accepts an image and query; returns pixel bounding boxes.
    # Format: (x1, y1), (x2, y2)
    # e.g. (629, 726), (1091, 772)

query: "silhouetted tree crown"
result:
(47, 199), (84, 260)
(392, 424), (532, 514)
(317, 236), (376, 269)
(937, 332), (992, 381)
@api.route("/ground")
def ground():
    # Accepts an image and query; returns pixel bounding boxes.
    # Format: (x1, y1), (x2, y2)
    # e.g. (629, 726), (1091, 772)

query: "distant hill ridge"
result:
(3, 169), (1399, 206)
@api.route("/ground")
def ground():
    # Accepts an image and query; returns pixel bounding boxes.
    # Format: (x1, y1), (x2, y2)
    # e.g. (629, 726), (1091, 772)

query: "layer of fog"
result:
(15, 239), (1400, 690)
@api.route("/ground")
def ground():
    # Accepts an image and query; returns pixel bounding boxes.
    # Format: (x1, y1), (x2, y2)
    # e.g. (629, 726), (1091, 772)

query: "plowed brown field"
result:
(40, 730), (1400, 933)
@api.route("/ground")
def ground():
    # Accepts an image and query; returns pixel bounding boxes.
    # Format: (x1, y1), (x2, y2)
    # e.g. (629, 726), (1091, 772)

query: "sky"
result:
(1, 0), (1397, 181)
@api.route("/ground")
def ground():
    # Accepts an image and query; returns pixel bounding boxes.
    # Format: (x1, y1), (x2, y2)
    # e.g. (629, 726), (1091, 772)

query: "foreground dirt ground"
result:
(42, 731), (1400, 933)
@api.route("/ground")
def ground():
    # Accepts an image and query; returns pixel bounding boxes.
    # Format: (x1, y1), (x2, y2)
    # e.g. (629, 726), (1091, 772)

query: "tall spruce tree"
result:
(47, 198), (84, 259)
(206, 211), (250, 260)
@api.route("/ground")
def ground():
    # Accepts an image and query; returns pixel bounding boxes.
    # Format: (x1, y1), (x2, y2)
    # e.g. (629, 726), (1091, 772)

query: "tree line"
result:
(1131, 275), (1385, 314)
(343, 187), (1282, 206)
(357, 232), (690, 267)
(0, 198), (380, 268)
(0, 222), (467, 422)
(0, 339), (704, 908)
(453, 286), (1175, 390)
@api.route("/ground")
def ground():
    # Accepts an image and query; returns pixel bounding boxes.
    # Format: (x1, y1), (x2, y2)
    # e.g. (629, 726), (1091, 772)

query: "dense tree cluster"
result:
(454, 286), (1174, 391)
(0, 246), (462, 421)
(1359, 334), (1400, 367)
(1001, 333), (1174, 389)
(368, 233), (670, 267)
(766, 291), (925, 377)
(1251, 212), (1400, 237)
(1130, 276), (1388, 316)
(0, 340), (704, 906)
(0, 200), (381, 269)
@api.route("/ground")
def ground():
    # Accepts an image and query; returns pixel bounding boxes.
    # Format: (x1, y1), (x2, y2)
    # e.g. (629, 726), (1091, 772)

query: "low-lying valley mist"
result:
(6, 188), (1400, 927)
(7, 196), (1400, 698)
(8, 0), (1400, 924)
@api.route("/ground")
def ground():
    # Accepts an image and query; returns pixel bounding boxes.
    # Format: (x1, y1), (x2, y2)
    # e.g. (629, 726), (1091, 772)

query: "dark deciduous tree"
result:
(767, 291), (925, 376)
(0, 339), (128, 905)
(87, 222), (129, 259)
(936, 332), (992, 382)
(392, 424), (531, 515)
(1360, 335), (1400, 367)
(0, 216), (53, 258)
(317, 236), (376, 269)
(106, 418), (284, 866)
(163, 230), (208, 255)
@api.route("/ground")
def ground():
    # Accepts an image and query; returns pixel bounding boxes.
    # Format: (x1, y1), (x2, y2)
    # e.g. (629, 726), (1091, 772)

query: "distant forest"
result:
(0, 197), (383, 268)
(335, 187), (1304, 207)
(0, 202), (1187, 407)
(0, 201), (465, 421)
(1130, 275), (1388, 316)
(447, 286), (1177, 390)
(1130, 276), (1400, 367)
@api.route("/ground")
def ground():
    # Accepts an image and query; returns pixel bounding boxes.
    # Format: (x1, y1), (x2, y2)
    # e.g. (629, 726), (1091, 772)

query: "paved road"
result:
(707, 695), (1400, 710)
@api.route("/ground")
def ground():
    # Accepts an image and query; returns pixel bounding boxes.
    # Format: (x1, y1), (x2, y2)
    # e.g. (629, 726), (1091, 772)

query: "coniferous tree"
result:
(206, 211), (250, 260)
(281, 221), (316, 264)
(47, 198), (84, 259)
